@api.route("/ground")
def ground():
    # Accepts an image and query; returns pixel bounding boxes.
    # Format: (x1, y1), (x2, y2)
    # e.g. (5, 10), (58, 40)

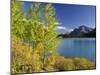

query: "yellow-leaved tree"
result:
(12, 0), (60, 73)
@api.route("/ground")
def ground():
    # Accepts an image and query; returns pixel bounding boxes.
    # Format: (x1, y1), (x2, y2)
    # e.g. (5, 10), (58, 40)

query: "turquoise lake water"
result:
(58, 38), (96, 61)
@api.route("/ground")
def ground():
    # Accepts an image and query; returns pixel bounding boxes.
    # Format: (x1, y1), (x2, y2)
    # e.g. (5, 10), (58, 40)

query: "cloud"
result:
(57, 26), (66, 30)
(68, 29), (73, 32)
(54, 22), (62, 25)
(57, 26), (73, 34)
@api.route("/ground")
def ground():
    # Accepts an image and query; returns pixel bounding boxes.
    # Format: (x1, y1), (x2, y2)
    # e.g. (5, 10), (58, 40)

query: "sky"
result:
(23, 2), (96, 33)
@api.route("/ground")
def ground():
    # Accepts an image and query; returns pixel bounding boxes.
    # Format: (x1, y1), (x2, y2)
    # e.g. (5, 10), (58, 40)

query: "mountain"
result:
(84, 28), (96, 37)
(70, 25), (93, 35)
(58, 25), (96, 38)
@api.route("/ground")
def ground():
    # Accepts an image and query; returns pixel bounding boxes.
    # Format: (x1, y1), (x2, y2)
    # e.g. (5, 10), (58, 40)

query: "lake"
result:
(58, 38), (96, 62)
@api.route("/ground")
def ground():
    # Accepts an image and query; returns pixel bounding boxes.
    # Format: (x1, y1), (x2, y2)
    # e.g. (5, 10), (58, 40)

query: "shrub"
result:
(73, 57), (95, 70)
(12, 36), (34, 73)
(46, 56), (95, 71)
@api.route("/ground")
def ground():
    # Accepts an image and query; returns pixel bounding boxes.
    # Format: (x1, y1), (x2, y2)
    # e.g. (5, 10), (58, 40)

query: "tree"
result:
(43, 4), (60, 68)
(26, 3), (60, 70)
(12, 0), (34, 73)
(12, 0), (25, 39)
(12, 0), (60, 72)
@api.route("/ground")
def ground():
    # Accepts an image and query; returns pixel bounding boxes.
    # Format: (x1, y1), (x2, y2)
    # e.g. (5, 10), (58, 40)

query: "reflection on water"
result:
(58, 38), (96, 61)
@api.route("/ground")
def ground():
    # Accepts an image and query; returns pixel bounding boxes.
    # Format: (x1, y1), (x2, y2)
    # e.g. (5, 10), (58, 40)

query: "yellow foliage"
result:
(12, 37), (95, 73)
(73, 57), (95, 69)
(45, 56), (95, 71)
(32, 43), (45, 72)
(12, 35), (34, 73)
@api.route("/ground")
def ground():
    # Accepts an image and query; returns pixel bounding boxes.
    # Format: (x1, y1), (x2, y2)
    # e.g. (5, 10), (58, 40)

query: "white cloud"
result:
(57, 26), (73, 34)
(54, 22), (62, 25)
(57, 26), (66, 30)
(68, 29), (73, 32)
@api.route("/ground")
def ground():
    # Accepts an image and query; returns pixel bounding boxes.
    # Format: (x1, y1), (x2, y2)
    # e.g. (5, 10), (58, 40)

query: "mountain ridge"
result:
(70, 25), (93, 35)
(58, 25), (96, 38)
